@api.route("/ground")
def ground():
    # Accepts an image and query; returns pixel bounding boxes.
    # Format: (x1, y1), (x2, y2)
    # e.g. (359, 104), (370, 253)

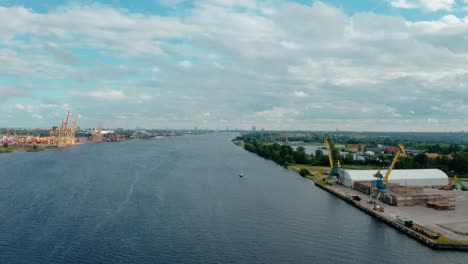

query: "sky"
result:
(2, 0), (468, 131)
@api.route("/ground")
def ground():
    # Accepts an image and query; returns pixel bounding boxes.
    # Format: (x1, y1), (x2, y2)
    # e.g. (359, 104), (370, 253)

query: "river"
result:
(0, 133), (465, 263)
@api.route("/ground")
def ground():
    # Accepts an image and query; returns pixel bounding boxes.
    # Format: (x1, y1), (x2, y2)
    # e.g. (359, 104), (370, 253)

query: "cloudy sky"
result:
(2, 0), (468, 131)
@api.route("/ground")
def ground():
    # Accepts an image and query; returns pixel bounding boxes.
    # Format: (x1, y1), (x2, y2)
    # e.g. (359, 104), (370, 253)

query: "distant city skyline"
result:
(2, 1), (468, 132)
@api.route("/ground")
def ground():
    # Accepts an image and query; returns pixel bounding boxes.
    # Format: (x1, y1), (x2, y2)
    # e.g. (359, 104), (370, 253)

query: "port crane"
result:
(439, 176), (468, 191)
(372, 144), (407, 194)
(98, 122), (103, 134)
(324, 137), (342, 176)
(71, 114), (79, 130)
(455, 177), (468, 191)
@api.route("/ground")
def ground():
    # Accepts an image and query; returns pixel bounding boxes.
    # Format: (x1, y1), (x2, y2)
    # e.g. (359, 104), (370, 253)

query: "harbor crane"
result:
(71, 114), (79, 130)
(63, 111), (70, 129)
(438, 176), (468, 191)
(98, 123), (103, 135)
(455, 177), (468, 191)
(324, 137), (342, 177)
(372, 144), (407, 194)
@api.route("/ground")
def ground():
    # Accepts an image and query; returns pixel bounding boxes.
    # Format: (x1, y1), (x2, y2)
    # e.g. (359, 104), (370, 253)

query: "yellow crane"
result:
(324, 137), (341, 176)
(324, 138), (334, 168)
(373, 144), (407, 192)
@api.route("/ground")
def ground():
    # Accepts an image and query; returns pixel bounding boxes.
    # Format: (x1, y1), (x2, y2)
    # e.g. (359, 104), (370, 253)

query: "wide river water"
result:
(0, 133), (466, 263)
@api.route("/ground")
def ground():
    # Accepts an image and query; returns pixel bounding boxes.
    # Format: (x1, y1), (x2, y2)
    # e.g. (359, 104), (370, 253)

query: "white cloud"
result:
(280, 41), (303, 50)
(254, 107), (299, 120)
(136, 93), (158, 104)
(361, 107), (370, 113)
(88, 90), (125, 100)
(32, 114), (43, 119)
(179, 60), (192, 69)
(0, 5), (197, 56)
(389, 0), (417, 8)
(15, 104), (34, 112)
(15, 104), (25, 110)
(4, 1), (468, 130)
(427, 117), (439, 124)
(293, 91), (308, 98)
(159, 0), (190, 6)
(388, 0), (455, 11)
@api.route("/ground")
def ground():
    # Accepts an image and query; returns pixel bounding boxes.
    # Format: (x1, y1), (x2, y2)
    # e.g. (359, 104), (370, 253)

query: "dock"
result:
(313, 181), (468, 250)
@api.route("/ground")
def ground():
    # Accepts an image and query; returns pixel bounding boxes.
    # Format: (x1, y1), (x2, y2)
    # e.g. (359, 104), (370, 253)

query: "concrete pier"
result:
(313, 181), (468, 250)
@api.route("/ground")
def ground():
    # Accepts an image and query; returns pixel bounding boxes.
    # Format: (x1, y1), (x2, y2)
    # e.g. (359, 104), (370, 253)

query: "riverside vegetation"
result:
(236, 133), (468, 177)
(0, 143), (47, 153)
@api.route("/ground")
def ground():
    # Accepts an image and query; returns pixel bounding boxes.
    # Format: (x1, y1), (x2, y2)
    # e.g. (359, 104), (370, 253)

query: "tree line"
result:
(237, 134), (468, 176)
(238, 132), (468, 155)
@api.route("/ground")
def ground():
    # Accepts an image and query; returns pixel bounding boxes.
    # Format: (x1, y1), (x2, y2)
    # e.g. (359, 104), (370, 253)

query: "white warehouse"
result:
(338, 169), (449, 188)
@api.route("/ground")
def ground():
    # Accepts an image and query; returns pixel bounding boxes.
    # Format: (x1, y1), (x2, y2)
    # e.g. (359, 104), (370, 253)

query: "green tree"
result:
(299, 168), (310, 177)
(315, 149), (323, 160)
(344, 153), (355, 165)
(296, 146), (305, 152)
(331, 148), (341, 165)
(294, 147), (309, 164)
(2, 142), (8, 148)
(449, 152), (468, 174)
(414, 153), (428, 169)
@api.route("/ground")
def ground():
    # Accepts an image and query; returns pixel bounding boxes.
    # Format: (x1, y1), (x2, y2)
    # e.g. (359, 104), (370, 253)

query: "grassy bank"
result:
(0, 148), (13, 153)
(288, 164), (330, 176)
(26, 146), (47, 152)
(0, 145), (48, 154)
(288, 164), (331, 186)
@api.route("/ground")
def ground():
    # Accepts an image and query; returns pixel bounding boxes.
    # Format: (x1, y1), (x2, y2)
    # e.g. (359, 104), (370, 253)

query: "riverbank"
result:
(0, 145), (48, 154)
(288, 164), (468, 250)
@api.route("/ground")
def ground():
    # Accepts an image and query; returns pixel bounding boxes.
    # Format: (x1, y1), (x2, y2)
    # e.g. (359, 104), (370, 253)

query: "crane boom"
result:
(64, 111), (70, 129)
(324, 138), (334, 168)
(72, 114), (79, 130)
(383, 144), (407, 184)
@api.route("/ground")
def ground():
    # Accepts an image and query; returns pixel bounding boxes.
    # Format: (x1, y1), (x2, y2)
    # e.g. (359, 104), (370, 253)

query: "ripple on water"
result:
(0, 134), (467, 264)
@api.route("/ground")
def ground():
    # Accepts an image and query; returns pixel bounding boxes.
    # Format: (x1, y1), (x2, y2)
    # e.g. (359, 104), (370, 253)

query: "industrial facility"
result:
(89, 123), (104, 142)
(0, 111), (119, 148)
(339, 169), (449, 188)
(323, 138), (465, 210)
(48, 111), (80, 146)
(318, 138), (468, 246)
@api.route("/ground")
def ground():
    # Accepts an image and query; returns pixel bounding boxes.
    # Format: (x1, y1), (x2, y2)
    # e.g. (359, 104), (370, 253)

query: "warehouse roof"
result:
(343, 169), (448, 182)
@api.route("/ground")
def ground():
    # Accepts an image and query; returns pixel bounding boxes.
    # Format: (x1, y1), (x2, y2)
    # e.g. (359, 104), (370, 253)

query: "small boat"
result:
(239, 169), (244, 178)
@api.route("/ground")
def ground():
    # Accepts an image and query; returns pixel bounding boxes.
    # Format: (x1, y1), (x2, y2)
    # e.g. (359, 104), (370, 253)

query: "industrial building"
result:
(338, 169), (449, 188)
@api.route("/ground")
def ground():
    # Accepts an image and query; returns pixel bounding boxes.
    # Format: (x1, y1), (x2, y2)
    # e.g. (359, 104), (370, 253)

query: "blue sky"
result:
(2, 0), (468, 131)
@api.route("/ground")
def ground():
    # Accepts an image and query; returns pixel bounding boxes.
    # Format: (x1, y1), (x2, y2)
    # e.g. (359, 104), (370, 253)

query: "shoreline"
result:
(312, 180), (468, 250)
(289, 163), (468, 250)
(0, 145), (48, 154)
(232, 141), (468, 250)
